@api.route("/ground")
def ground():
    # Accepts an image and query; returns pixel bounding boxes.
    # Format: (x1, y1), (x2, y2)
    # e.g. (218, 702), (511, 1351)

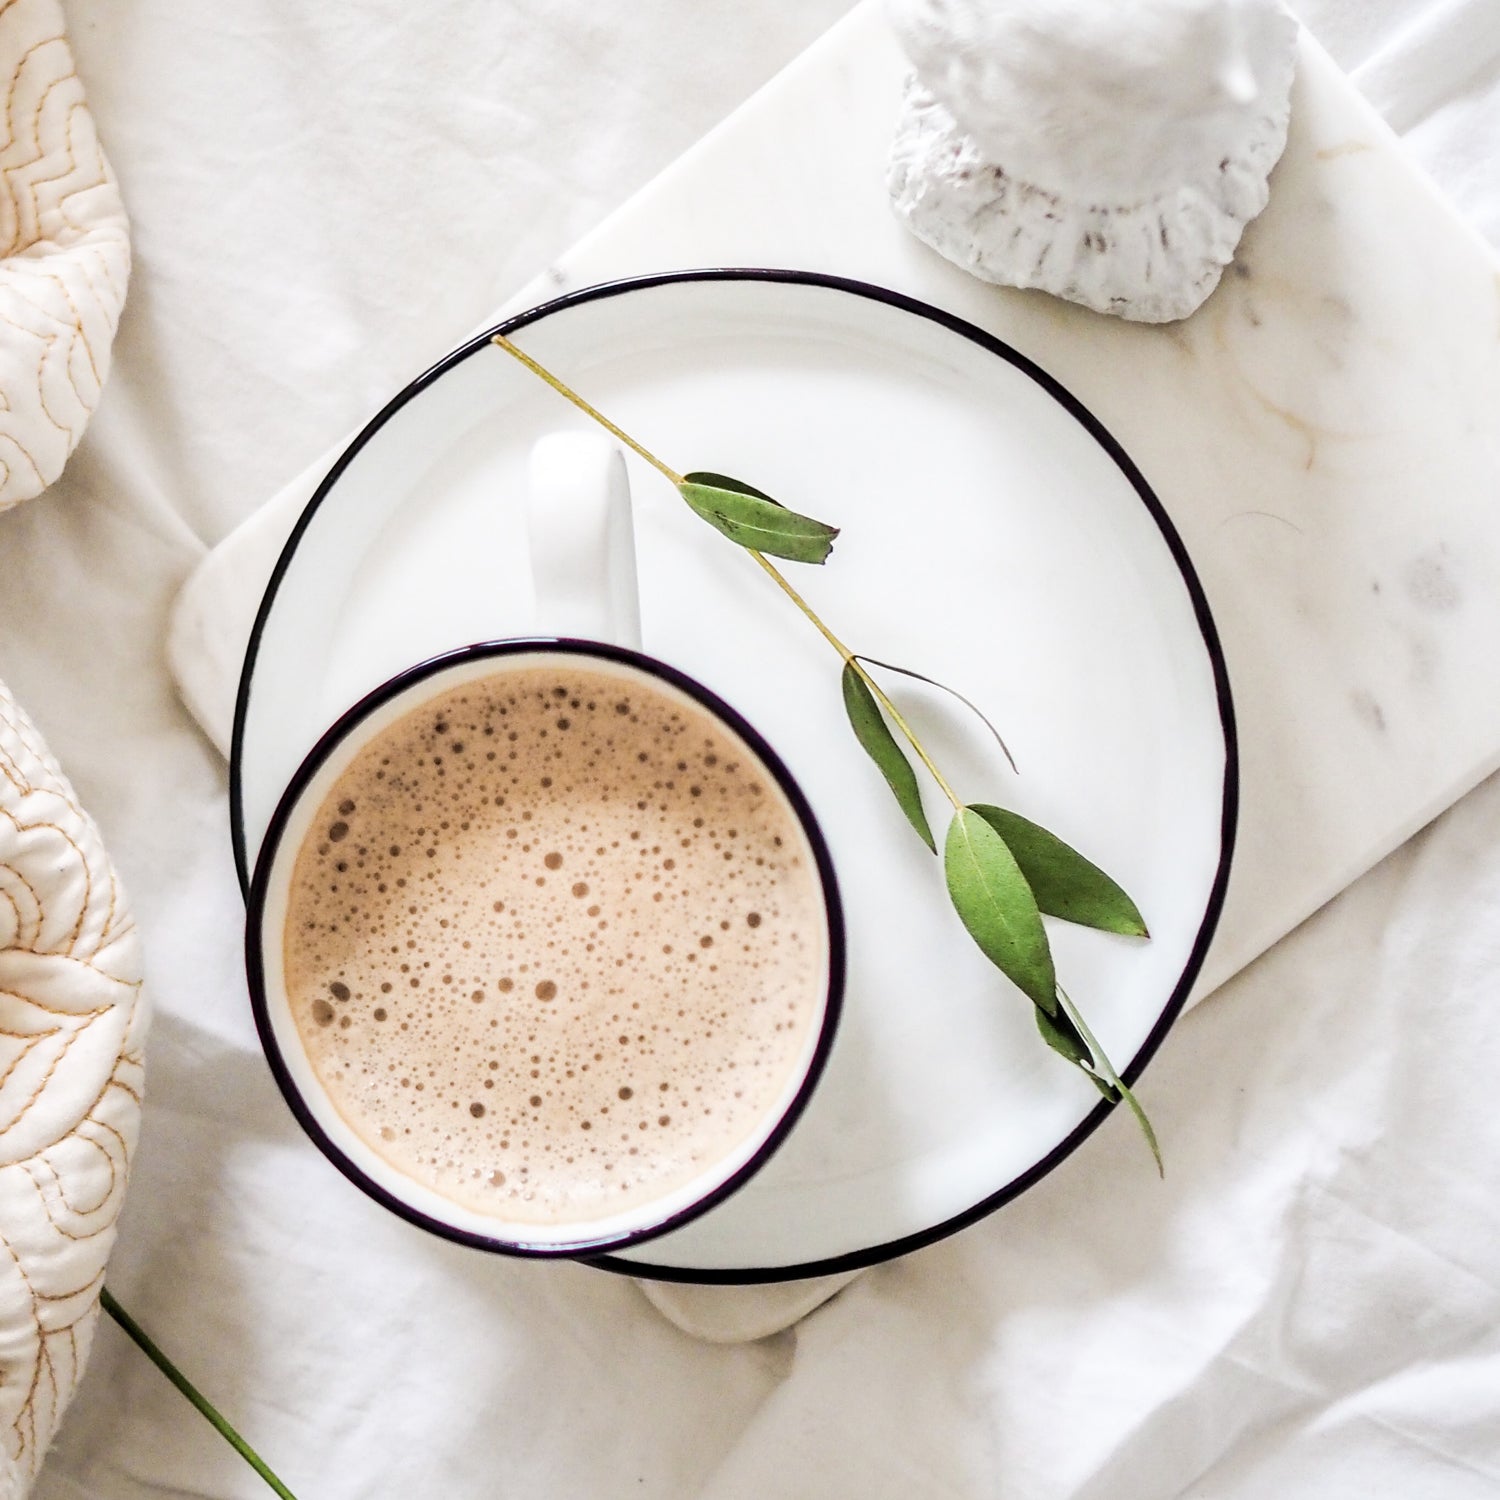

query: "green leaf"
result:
(841, 662), (936, 853)
(854, 655), (1017, 774)
(683, 471), (777, 502)
(1055, 986), (1163, 1177)
(967, 805), (1148, 937)
(943, 806), (1056, 1014)
(1034, 1007), (1115, 1099)
(678, 471), (838, 565)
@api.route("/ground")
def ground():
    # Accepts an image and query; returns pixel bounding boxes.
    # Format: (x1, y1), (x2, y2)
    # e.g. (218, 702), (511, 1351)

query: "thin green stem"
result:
(743, 548), (853, 664)
(490, 334), (684, 486)
(745, 552), (963, 811)
(488, 334), (965, 811)
(858, 663), (965, 811)
(854, 655), (1019, 776)
(101, 1287), (300, 1500)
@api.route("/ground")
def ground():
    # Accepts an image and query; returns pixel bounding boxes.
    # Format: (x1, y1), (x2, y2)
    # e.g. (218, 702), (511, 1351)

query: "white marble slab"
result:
(171, 0), (1500, 1016)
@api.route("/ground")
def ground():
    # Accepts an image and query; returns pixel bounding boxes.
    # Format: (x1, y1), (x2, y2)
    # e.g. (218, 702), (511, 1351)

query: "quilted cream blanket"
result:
(0, 687), (144, 1497)
(0, 0), (126, 513)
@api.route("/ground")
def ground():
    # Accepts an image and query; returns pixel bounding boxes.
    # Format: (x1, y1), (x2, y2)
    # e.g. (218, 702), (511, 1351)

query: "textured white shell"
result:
(0, 681), (145, 1495)
(0, 0), (130, 514)
(886, 0), (1297, 322)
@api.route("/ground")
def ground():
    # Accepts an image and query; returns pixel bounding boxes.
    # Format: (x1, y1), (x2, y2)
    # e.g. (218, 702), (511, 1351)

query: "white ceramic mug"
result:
(244, 434), (844, 1257)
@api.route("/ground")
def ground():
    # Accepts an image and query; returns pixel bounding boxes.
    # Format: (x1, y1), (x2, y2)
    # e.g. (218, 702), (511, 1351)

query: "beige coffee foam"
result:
(283, 663), (826, 1225)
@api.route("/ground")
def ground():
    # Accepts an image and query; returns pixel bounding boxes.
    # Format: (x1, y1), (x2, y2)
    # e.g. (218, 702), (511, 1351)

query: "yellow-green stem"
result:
(747, 552), (964, 811)
(489, 334), (965, 813)
(491, 334), (684, 486)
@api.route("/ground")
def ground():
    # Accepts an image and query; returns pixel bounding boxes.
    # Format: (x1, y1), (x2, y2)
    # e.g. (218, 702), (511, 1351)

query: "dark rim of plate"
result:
(231, 267), (1239, 1284)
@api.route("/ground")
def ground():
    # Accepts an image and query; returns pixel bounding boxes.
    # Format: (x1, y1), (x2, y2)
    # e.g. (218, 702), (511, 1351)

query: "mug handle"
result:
(525, 433), (643, 651)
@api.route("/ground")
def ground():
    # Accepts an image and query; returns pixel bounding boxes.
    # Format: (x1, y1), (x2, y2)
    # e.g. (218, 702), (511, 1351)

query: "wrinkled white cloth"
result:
(0, 2), (1496, 1497)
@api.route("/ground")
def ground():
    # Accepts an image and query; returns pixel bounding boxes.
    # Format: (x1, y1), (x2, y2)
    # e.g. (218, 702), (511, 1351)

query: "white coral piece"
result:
(886, 0), (1298, 323)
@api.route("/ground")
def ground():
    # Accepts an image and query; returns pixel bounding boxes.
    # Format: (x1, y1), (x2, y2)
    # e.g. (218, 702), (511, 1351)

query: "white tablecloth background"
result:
(3, 2), (1498, 1495)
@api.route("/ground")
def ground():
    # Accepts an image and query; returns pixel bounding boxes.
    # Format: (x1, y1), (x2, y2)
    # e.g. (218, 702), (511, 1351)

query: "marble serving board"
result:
(172, 0), (1500, 1014)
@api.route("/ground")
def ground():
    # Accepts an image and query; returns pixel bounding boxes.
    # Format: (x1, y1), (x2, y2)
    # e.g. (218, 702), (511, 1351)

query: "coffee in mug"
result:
(249, 644), (842, 1254)
(283, 654), (828, 1226)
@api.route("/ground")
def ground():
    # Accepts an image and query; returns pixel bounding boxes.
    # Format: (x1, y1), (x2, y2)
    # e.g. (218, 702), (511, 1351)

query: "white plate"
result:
(234, 270), (1235, 1281)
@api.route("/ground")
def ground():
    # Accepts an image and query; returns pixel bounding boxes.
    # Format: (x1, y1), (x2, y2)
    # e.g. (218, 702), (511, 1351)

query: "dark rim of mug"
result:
(244, 637), (846, 1259)
(232, 267), (1237, 1283)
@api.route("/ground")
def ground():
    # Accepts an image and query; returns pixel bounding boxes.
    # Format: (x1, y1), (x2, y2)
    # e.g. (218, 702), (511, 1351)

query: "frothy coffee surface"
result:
(283, 662), (827, 1226)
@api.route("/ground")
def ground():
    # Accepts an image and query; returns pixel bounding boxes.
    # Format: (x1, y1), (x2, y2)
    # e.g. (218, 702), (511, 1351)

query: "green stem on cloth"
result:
(101, 1286), (300, 1500)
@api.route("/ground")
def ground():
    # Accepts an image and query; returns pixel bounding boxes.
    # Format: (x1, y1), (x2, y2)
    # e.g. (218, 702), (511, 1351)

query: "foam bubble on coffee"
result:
(283, 663), (827, 1225)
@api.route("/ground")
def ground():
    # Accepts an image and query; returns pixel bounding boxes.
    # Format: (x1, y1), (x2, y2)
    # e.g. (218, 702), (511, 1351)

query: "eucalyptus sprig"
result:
(492, 333), (1160, 1170)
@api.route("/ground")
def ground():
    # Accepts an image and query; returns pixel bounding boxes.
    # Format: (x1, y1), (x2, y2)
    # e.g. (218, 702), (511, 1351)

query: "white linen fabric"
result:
(0, 2), (1495, 1496)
